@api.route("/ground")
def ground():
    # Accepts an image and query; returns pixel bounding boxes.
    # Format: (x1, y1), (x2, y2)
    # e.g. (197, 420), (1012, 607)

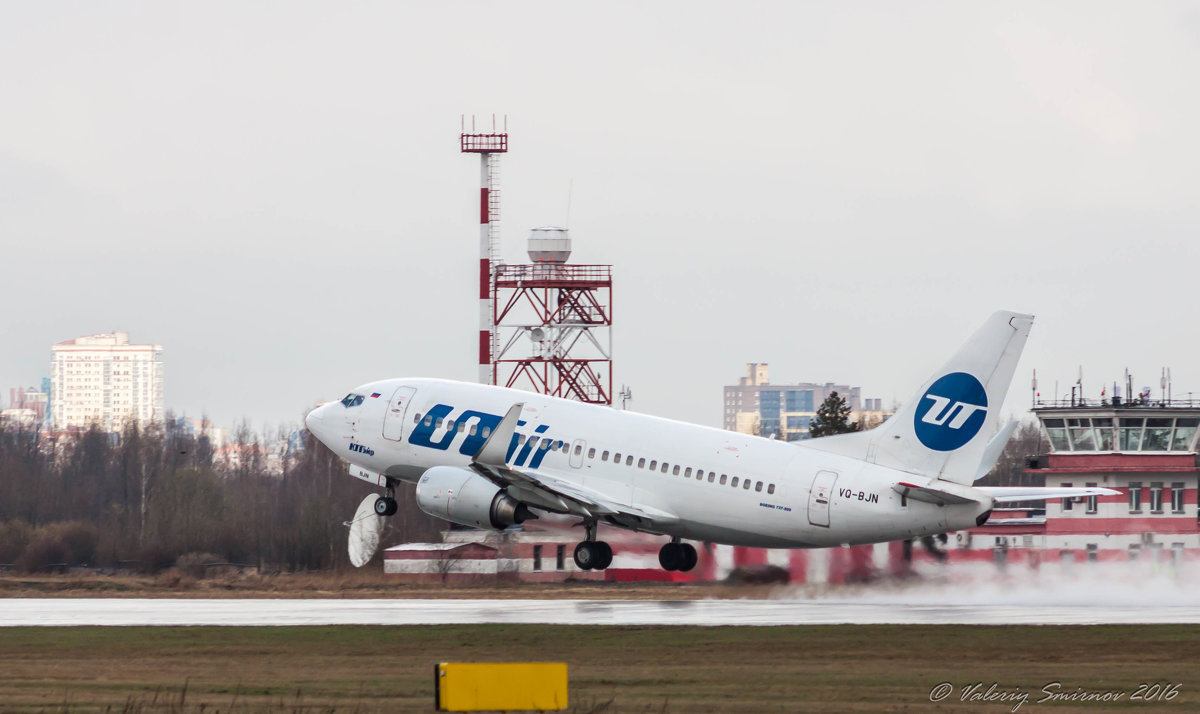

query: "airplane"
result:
(305, 311), (1118, 572)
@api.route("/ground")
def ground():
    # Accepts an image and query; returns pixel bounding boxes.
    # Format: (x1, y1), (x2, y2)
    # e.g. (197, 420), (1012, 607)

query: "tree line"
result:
(0, 417), (440, 573)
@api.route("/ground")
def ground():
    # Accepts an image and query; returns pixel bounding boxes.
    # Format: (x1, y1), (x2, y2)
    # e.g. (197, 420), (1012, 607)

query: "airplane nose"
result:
(305, 403), (330, 442)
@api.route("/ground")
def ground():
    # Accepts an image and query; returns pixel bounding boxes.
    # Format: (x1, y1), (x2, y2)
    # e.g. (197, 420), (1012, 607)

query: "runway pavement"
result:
(4, 598), (1200, 626)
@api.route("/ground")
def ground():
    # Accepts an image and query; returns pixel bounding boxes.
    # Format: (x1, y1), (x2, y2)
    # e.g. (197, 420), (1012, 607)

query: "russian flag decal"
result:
(370, 392), (381, 398)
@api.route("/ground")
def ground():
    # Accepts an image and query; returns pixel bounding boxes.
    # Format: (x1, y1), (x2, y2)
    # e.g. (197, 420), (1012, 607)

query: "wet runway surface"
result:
(4, 598), (1200, 626)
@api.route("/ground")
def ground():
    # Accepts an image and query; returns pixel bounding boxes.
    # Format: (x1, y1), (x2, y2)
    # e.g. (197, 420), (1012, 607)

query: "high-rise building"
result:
(50, 331), (164, 431)
(723, 363), (888, 441)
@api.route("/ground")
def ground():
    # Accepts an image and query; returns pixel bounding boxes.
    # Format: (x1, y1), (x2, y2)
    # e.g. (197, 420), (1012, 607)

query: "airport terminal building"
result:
(959, 398), (1200, 566)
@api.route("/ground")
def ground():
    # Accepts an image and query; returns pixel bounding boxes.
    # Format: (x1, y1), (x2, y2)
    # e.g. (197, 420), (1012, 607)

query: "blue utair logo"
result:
(408, 404), (558, 469)
(913, 372), (988, 452)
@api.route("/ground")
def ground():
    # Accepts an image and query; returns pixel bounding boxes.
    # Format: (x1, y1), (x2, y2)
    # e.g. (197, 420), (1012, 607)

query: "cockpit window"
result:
(341, 393), (365, 408)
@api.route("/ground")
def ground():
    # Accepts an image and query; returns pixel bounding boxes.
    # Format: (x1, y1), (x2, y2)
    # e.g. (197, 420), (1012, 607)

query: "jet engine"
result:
(414, 466), (534, 530)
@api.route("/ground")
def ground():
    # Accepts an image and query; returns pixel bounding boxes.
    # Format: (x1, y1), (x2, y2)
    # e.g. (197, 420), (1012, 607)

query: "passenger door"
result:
(808, 470), (837, 527)
(382, 387), (417, 441)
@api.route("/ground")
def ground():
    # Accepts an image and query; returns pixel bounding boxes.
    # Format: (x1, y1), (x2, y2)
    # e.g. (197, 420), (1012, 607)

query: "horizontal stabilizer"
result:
(977, 486), (1120, 503)
(893, 481), (981, 506)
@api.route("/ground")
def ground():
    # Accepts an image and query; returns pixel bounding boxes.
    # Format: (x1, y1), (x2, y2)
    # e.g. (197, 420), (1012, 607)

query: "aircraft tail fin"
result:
(806, 311), (1033, 485)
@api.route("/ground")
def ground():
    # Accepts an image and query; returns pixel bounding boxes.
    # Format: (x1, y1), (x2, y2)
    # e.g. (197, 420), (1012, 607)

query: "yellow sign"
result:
(436, 662), (568, 711)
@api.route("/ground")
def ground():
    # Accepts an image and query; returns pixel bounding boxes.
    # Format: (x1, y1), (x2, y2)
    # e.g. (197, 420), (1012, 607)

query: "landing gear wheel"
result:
(374, 496), (398, 517)
(659, 542), (683, 571)
(678, 543), (698, 572)
(594, 541), (613, 570)
(574, 541), (599, 571)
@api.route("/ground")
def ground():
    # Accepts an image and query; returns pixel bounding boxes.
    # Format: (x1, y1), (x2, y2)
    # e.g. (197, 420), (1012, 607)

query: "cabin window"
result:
(731, 477), (739, 488)
(423, 415), (433, 427)
(672, 465), (680, 476)
(650, 460), (658, 470)
(626, 455), (634, 466)
(414, 413), (422, 424)
(684, 467), (692, 477)
(458, 421), (466, 432)
(435, 417), (444, 429)
(540, 440), (551, 451)
(755, 481), (763, 492)
(602, 451), (610, 461)
(661, 463), (669, 474)
(743, 479), (752, 490)
(469, 424), (477, 436)
(518, 435), (528, 446)
(720, 474), (728, 485)
(557, 441), (566, 451)
(708, 473), (715, 483)
(574, 444), (583, 456)
(446, 420), (455, 432)
(614, 452), (621, 463)
(638, 458), (646, 468)
(588, 448), (596, 459)
(767, 484), (775, 495)
(481, 426), (492, 438)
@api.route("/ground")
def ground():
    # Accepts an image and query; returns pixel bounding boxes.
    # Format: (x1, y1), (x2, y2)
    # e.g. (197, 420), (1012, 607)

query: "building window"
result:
(1062, 482), (1073, 511)
(556, 545), (565, 571)
(1150, 482), (1164, 513)
(1171, 482), (1185, 513)
(1128, 544), (1141, 561)
(533, 545), (543, 572)
(1086, 544), (1098, 562)
(1128, 482), (1142, 512)
(1085, 482), (1098, 514)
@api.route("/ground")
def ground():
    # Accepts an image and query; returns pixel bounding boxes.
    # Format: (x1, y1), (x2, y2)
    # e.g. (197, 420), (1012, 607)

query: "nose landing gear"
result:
(374, 484), (399, 517)
(658, 540), (698, 572)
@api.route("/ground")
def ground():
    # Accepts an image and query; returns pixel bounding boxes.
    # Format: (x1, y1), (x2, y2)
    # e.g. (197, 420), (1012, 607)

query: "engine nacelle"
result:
(414, 466), (533, 530)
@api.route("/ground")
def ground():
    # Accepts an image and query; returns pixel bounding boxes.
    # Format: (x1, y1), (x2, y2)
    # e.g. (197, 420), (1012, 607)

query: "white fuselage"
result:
(305, 378), (990, 548)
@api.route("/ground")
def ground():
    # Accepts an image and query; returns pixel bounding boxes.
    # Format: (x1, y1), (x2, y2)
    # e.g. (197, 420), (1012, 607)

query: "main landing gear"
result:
(573, 521), (613, 571)
(658, 539), (698, 572)
(373, 484), (398, 517)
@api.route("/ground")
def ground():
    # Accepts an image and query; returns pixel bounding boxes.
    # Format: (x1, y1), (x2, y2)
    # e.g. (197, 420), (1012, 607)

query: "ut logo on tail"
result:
(913, 372), (988, 451)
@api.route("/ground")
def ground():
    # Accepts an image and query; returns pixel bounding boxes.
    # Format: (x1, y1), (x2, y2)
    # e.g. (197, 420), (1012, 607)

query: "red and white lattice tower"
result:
(460, 118), (508, 386)
(461, 120), (614, 405)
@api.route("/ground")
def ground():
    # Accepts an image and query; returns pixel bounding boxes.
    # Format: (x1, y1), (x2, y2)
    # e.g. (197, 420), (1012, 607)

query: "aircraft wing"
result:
(470, 403), (680, 532)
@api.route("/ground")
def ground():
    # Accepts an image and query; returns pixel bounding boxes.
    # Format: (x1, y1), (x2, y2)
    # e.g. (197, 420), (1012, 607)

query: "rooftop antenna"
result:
(618, 385), (632, 410)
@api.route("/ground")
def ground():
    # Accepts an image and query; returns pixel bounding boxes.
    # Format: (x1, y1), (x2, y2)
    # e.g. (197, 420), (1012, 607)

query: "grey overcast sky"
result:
(3, 2), (1200, 432)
